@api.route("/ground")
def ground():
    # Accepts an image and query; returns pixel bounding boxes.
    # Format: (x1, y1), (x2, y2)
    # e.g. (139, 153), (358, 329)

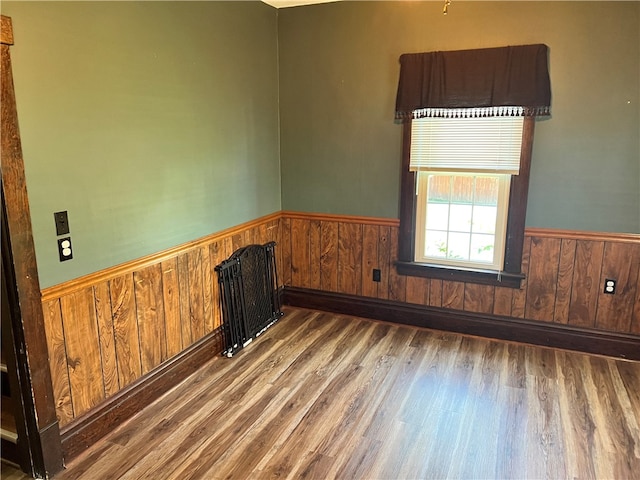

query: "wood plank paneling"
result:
(161, 258), (182, 359)
(223, 236), (233, 262)
(60, 288), (105, 418)
(493, 287), (512, 317)
(320, 221), (339, 292)
(210, 240), (224, 330)
(231, 233), (244, 253)
(464, 283), (494, 314)
(429, 279), (443, 307)
(362, 225), (379, 298)
(388, 227), (405, 302)
(511, 237), (531, 318)
(405, 276), (429, 305)
(310, 220), (322, 290)
(526, 237), (561, 321)
(245, 226), (256, 246)
(277, 214), (638, 339)
(93, 282), (119, 397)
(134, 264), (167, 375)
(291, 218), (311, 288)
(442, 281), (465, 310)
(109, 274), (142, 388)
(595, 242), (640, 333)
(1, 15), (14, 44)
(42, 299), (74, 426)
(377, 226), (391, 300)
(201, 245), (214, 336)
(553, 239), (576, 324)
(266, 219), (282, 288)
(280, 217), (292, 287)
(338, 222), (363, 296)
(568, 240), (605, 328)
(187, 248), (205, 343)
(177, 253), (192, 348)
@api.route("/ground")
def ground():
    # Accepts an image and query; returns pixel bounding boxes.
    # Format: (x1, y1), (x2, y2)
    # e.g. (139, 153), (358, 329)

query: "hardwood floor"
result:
(16, 307), (640, 479)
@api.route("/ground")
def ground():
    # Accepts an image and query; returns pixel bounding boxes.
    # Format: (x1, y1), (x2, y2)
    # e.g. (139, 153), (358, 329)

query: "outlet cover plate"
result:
(58, 237), (73, 262)
(603, 278), (616, 295)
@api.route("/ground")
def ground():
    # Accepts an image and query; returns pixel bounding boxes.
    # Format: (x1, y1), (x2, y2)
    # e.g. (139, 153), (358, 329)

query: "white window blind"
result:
(410, 114), (525, 174)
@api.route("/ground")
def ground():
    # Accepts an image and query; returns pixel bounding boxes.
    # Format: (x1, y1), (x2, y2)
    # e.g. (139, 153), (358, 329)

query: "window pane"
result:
(451, 176), (474, 204)
(426, 203), (449, 230)
(417, 171), (510, 270)
(449, 204), (472, 233)
(447, 232), (470, 260)
(427, 175), (451, 202)
(474, 176), (499, 206)
(470, 233), (495, 263)
(472, 205), (497, 234)
(425, 230), (448, 258)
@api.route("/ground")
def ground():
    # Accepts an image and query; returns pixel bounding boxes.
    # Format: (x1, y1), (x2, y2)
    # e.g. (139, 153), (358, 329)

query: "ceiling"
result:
(261, 0), (341, 8)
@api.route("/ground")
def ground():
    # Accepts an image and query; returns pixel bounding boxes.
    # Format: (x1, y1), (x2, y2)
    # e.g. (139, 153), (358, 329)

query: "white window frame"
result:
(414, 171), (511, 271)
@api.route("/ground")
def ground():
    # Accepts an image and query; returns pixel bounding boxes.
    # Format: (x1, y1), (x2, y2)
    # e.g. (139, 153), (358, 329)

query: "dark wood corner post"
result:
(1, 15), (64, 478)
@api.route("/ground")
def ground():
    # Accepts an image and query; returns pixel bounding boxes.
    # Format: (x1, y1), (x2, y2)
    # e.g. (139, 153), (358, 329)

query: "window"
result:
(393, 45), (550, 288)
(416, 172), (511, 270)
(410, 113), (523, 271)
(396, 115), (535, 288)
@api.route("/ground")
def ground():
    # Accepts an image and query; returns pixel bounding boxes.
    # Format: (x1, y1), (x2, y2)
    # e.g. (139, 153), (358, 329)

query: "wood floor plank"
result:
(56, 306), (640, 480)
(257, 363), (366, 480)
(524, 373), (567, 479)
(556, 351), (599, 479)
(584, 356), (640, 477)
(494, 385), (528, 478)
(445, 338), (498, 479)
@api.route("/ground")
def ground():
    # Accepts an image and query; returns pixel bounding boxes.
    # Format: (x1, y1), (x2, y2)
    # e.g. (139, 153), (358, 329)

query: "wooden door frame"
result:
(1, 15), (64, 478)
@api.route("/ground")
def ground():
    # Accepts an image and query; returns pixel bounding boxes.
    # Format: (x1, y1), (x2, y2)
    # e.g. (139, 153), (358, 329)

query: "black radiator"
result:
(215, 241), (283, 357)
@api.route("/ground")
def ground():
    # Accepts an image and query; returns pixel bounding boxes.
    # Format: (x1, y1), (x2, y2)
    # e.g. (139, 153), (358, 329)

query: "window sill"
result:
(395, 261), (524, 289)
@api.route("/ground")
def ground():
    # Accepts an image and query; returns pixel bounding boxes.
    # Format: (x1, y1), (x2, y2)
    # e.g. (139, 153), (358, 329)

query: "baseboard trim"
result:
(60, 328), (223, 462)
(283, 287), (640, 361)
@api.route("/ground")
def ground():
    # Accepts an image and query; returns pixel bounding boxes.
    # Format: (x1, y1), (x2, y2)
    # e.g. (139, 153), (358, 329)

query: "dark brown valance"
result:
(395, 44), (551, 119)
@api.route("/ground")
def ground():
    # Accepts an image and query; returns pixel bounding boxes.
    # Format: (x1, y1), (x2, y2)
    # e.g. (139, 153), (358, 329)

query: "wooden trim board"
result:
(2, 13), (63, 477)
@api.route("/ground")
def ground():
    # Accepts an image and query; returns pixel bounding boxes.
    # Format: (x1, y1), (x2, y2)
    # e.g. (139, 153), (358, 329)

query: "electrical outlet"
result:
(373, 269), (381, 282)
(603, 278), (616, 295)
(54, 211), (70, 236)
(58, 237), (73, 262)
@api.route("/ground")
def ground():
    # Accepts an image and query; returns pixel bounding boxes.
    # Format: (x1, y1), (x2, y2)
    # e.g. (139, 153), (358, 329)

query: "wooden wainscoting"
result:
(280, 211), (640, 346)
(40, 213), (282, 459)
(36, 210), (639, 459)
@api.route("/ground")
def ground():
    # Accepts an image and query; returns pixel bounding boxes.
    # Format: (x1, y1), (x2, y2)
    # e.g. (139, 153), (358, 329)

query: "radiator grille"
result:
(215, 242), (282, 357)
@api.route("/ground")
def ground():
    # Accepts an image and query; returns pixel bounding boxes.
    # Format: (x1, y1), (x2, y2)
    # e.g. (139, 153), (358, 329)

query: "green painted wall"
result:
(3, 1), (638, 288)
(279, 1), (640, 234)
(2, 1), (281, 288)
